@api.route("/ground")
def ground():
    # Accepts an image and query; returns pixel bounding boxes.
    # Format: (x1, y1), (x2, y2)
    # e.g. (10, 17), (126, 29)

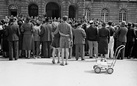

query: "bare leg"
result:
(57, 48), (60, 63)
(52, 48), (56, 64)
(65, 48), (69, 65)
(60, 48), (64, 66)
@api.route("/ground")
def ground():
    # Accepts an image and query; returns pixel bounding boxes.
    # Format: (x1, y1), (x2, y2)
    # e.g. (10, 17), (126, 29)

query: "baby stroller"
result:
(93, 45), (125, 74)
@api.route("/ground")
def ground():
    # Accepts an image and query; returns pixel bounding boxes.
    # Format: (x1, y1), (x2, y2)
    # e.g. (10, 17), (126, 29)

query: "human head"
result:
(127, 22), (132, 28)
(25, 17), (30, 23)
(108, 21), (113, 26)
(102, 22), (106, 27)
(89, 20), (94, 25)
(9, 18), (15, 24)
(120, 21), (127, 27)
(62, 16), (68, 21)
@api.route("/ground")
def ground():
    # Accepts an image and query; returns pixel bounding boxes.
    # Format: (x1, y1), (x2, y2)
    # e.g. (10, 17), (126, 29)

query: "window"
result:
(119, 9), (127, 22)
(28, 4), (38, 17)
(101, 8), (109, 22)
(85, 9), (90, 21)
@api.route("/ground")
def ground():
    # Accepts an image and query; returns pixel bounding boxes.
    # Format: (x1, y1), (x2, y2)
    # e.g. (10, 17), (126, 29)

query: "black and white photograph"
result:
(0, 0), (137, 86)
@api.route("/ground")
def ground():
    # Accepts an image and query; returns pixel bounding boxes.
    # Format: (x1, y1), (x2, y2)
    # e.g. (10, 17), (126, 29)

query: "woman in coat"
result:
(21, 17), (33, 59)
(98, 22), (110, 58)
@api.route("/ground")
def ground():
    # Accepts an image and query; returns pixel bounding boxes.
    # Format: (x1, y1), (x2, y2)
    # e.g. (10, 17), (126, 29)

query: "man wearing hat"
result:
(73, 23), (86, 60)
(6, 18), (20, 60)
(86, 20), (99, 58)
(40, 18), (52, 58)
(115, 21), (128, 60)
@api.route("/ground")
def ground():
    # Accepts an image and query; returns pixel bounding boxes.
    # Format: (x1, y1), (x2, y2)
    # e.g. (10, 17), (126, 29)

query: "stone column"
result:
(77, 0), (85, 19)
(62, 1), (69, 17)
(39, 0), (45, 16)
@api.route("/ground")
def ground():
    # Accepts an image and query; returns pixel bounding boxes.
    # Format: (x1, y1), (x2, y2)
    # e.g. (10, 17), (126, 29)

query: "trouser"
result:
(88, 41), (98, 57)
(85, 39), (89, 55)
(9, 41), (19, 60)
(125, 41), (134, 58)
(106, 36), (114, 58)
(75, 44), (85, 60)
(41, 41), (51, 58)
(34, 41), (40, 56)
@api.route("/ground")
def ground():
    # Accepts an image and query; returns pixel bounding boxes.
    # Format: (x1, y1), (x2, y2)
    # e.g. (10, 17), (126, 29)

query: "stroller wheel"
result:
(94, 67), (101, 73)
(93, 65), (98, 69)
(107, 68), (114, 74)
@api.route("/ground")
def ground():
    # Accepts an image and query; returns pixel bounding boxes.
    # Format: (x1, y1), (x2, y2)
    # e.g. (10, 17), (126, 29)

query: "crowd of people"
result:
(0, 15), (137, 66)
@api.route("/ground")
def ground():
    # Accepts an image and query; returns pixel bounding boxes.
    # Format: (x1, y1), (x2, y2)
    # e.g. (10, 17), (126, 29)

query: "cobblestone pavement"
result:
(0, 57), (137, 86)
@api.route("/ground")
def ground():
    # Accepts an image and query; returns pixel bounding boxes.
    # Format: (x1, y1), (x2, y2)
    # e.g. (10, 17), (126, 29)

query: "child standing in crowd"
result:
(33, 20), (41, 58)
(51, 22), (60, 64)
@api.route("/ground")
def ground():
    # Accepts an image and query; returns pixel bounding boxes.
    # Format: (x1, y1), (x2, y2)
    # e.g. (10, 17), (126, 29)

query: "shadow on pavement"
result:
(125, 59), (137, 61)
(27, 62), (58, 66)
(0, 58), (9, 61)
(84, 70), (110, 75)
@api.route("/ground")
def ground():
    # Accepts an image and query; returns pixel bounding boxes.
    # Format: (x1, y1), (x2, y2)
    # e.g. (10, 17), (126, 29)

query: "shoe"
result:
(52, 60), (55, 64)
(60, 63), (65, 66)
(81, 59), (85, 61)
(65, 63), (68, 65)
(57, 61), (60, 64)
(15, 58), (18, 60)
(89, 56), (93, 58)
(9, 59), (13, 61)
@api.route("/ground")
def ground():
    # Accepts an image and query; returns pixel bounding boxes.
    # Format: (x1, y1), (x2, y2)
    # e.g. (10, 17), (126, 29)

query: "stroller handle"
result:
(110, 45), (125, 68)
(114, 45), (125, 59)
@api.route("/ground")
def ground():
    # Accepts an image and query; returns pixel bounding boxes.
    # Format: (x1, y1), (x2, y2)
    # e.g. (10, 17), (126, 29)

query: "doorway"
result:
(46, 2), (61, 18)
(10, 9), (17, 16)
(28, 4), (38, 17)
(69, 5), (76, 19)
(9, 5), (18, 16)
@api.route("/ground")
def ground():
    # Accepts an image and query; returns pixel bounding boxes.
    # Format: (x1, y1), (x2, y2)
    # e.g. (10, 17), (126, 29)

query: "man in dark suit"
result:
(86, 20), (99, 58)
(40, 18), (52, 58)
(125, 22), (136, 59)
(6, 18), (20, 60)
(73, 23), (86, 60)
(115, 21), (128, 60)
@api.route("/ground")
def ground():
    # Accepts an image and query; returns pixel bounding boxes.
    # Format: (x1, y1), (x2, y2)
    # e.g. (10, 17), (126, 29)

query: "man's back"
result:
(73, 28), (86, 44)
(58, 22), (72, 39)
(40, 23), (52, 41)
(117, 26), (128, 42)
(8, 24), (20, 41)
(86, 25), (98, 41)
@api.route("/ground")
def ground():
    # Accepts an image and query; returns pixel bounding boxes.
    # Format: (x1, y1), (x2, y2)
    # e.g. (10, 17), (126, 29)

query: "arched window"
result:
(46, 2), (61, 19)
(85, 8), (90, 21)
(119, 9), (127, 22)
(69, 5), (76, 19)
(9, 5), (18, 16)
(28, 4), (38, 17)
(101, 8), (109, 22)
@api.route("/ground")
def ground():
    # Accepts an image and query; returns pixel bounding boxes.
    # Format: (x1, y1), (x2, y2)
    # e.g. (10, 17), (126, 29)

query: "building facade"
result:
(0, 0), (137, 23)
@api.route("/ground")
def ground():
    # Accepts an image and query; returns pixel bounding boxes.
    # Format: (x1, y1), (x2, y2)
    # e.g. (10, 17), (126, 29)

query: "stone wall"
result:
(0, 0), (137, 23)
(91, 1), (137, 23)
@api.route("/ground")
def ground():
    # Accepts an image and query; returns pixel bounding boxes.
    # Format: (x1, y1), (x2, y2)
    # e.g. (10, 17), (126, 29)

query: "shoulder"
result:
(80, 28), (85, 31)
